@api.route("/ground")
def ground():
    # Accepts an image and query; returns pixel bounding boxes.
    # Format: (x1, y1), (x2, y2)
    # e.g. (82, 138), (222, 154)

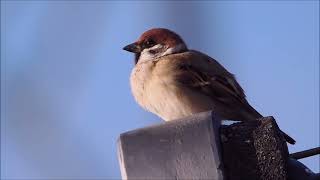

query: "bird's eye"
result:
(144, 39), (155, 48)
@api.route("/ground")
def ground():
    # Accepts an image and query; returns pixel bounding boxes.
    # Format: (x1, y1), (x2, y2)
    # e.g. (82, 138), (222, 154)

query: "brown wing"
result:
(176, 63), (247, 105)
(167, 51), (295, 144)
(172, 50), (247, 105)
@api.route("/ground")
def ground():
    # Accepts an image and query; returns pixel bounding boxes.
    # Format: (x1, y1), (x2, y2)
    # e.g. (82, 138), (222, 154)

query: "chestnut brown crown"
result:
(123, 28), (188, 64)
(138, 28), (186, 48)
(123, 28), (187, 54)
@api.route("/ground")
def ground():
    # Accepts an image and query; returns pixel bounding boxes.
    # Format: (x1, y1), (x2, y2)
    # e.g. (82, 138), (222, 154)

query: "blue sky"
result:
(1, 1), (319, 179)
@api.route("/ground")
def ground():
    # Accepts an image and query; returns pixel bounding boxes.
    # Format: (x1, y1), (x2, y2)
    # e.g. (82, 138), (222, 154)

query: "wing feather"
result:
(173, 50), (247, 105)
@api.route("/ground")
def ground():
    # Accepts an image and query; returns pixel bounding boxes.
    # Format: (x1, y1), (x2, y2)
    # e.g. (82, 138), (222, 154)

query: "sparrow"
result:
(123, 28), (295, 144)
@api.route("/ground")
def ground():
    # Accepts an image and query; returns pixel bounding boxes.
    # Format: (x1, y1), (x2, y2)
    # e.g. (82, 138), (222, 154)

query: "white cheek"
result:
(162, 44), (186, 56)
(139, 50), (156, 62)
(137, 43), (187, 63)
(139, 44), (164, 63)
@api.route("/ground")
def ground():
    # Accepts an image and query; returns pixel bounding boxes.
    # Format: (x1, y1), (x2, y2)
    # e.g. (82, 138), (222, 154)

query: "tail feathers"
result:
(243, 103), (296, 144)
(281, 131), (296, 144)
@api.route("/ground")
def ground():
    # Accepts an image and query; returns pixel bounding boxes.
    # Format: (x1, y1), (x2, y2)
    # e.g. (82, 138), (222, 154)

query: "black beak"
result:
(123, 43), (141, 53)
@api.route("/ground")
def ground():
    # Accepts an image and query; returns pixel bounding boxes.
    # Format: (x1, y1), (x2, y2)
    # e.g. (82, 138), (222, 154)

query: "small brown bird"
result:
(123, 28), (295, 144)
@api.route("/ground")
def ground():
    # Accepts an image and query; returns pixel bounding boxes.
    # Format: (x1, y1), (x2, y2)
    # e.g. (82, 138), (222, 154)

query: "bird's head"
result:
(123, 28), (188, 64)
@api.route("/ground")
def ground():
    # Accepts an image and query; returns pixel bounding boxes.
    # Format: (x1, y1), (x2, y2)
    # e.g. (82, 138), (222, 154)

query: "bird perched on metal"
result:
(123, 28), (295, 144)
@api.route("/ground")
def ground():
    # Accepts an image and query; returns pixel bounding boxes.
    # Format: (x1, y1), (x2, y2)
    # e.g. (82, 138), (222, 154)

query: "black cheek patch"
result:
(149, 50), (156, 54)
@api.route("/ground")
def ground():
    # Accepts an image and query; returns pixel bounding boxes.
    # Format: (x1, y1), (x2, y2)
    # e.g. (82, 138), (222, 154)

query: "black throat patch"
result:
(134, 53), (141, 65)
